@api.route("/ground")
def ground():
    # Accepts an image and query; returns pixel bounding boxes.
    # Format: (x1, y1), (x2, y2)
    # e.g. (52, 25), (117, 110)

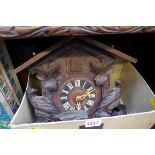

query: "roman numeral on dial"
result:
(83, 105), (89, 111)
(60, 96), (67, 100)
(67, 83), (74, 90)
(89, 94), (95, 99)
(62, 89), (69, 94)
(70, 106), (76, 111)
(74, 80), (81, 87)
(83, 82), (86, 88)
(63, 102), (71, 110)
(87, 86), (94, 92)
(86, 99), (94, 106)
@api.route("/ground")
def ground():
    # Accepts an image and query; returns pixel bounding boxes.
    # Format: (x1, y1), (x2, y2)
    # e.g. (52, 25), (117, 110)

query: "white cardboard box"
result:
(11, 63), (155, 129)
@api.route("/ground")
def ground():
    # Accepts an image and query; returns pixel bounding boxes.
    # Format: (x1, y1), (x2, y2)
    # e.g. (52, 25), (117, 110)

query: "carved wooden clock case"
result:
(30, 39), (115, 117)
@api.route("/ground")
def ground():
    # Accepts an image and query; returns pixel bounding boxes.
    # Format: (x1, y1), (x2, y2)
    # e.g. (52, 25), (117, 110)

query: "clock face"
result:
(60, 79), (96, 112)
(52, 76), (101, 116)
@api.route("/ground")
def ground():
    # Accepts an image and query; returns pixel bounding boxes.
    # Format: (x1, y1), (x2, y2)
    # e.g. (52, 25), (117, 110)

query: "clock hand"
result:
(76, 89), (95, 101)
(75, 89), (95, 110)
(76, 96), (81, 110)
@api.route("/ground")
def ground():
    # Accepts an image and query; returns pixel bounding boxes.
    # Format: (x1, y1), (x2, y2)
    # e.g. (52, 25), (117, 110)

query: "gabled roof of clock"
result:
(14, 37), (137, 74)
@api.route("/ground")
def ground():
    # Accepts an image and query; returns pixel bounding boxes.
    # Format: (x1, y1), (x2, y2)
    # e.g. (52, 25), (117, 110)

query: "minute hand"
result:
(77, 89), (95, 101)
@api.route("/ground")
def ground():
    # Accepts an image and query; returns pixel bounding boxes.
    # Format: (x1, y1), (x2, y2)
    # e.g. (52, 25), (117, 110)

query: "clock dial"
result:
(60, 79), (96, 113)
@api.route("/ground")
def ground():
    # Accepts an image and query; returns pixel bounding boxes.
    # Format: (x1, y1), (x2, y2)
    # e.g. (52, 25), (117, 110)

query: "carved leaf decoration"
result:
(90, 62), (114, 74)
(30, 64), (60, 80)
(30, 67), (47, 80)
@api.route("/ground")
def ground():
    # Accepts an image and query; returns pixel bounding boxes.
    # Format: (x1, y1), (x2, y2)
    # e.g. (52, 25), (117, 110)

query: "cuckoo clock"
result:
(25, 37), (137, 121)
(28, 39), (115, 117)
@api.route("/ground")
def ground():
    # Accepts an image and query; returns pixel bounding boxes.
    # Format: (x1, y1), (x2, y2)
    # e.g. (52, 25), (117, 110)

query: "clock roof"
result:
(14, 37), (137, 74)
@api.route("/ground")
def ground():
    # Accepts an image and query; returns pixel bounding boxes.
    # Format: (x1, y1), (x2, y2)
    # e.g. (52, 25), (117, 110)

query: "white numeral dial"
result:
(83, 106), (89, 111)
(60, 96), (67, 100)
(87, 86), (93, 92)
(86, 99), (94, 106)
(70, 106), (76, 111)
(62, 89), (69, 94)
(63, 102), (71, 110)
(74, 80), (81, 87)
(89, 94), (95, 98)
(83, 82), (86, 88)
(67, 83), (74, 90)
